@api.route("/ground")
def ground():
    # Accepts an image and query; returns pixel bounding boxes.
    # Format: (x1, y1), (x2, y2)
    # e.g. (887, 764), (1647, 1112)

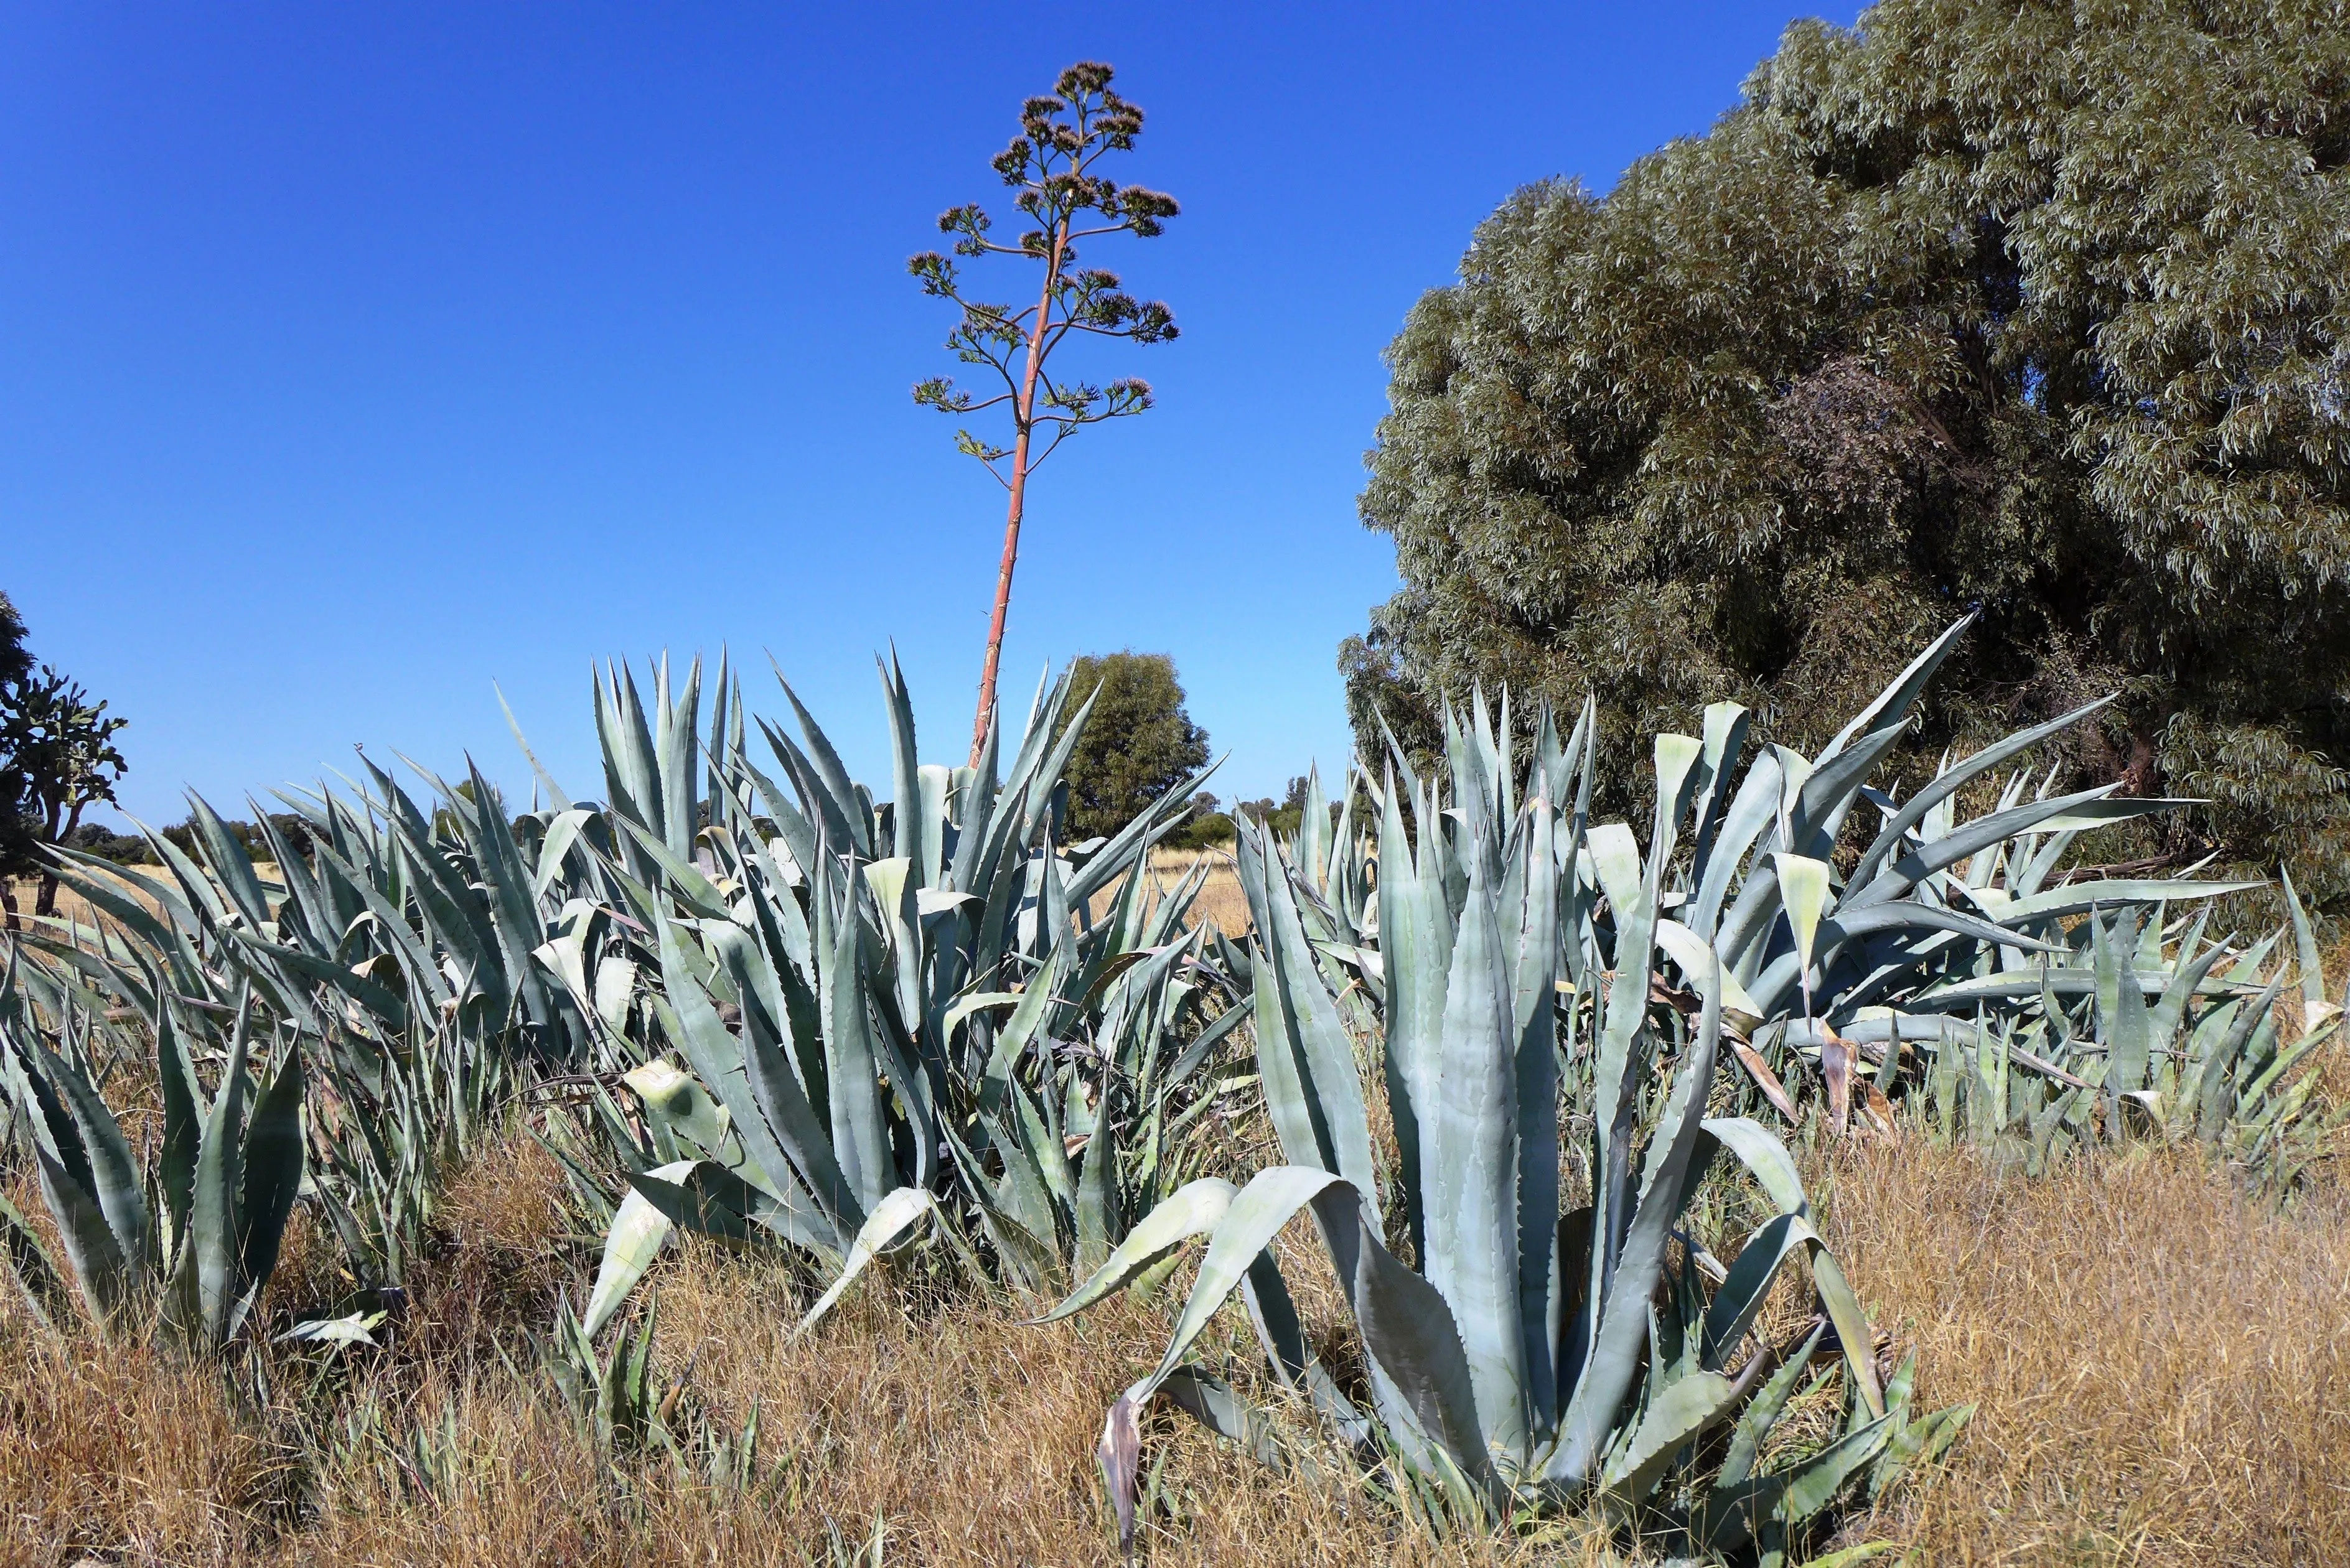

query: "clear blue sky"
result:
(1, 2), (1858, 825)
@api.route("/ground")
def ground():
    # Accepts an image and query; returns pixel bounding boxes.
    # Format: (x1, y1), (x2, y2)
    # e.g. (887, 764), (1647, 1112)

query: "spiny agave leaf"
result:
(1716, 1321), (1825, 1490)
(583, 1159), (690, 1340)
(1698, 1414), (1894, 1553)
(1842, 783), (2123, 912)
(1772, 854), (1833, 982)
(169, 999), (255, 1348)
(22, 1031), (148, 1282)
(1243, 824), (1381, 1212)
(2184, 976), (2285, 1141)
(185, 791), (274, 933)
(1065, 758), (1220, 911)
(1658, 919), (1762, 1020)
(876, 651), (923, 872)
(1376, 774), (1446, 1267)
(1698, 1117), (1809, 1220)
(622, 1058), (731, 1158)
(497, 681), (573, 811)
(796, 1186), (938, 1337)
(1692, 750), (1784, 937)
(1345, 1205), (1501, 1503)
(655, 918), (857, 1236)
(1557, 969), (1727, 1488)
(1159, 1367), (1285, 1468)
(1848, 695), (2114, 890)
(1996, 877), (2266, 926)
(236, 1038), (306, 1301)
(1038, 1178), (1240, 1322)
(1599, 1368), (1741, 1500)
(1700, 1211), (1819, 1370)
(1421, 820), (1527, 1455)
(0, 1188), (70, 1332)
(2281, 866), (2335, 1027)
(1136, 1167), (1353, 1402)
(1811, 1248), (1885, 1418)
(1817, 613), (1974, 764)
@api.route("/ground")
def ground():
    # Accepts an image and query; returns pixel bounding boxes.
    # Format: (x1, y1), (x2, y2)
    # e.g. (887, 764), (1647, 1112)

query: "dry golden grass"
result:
(17, 1117), (2348, 1564)
(1823, 1137), (2350, 1565)
(0, 1126), (1624, 1568)
(9, 1034), (2350, 1562)
(1087, 845), (1250, 941)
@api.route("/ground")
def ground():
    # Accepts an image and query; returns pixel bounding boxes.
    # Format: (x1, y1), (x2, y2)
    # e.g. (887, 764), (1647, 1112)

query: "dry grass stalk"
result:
(1825, 1137), (2350, 1565)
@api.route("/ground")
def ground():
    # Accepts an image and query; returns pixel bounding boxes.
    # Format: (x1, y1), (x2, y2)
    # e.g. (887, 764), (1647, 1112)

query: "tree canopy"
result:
(1056, 651), (1210, 844)
(1, 590), (130, 925)
(1344, 0), (2350, 895)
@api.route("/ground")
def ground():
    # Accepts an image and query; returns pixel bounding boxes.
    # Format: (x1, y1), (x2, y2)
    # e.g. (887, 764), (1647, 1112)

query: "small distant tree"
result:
(911, 61), (1180, 765)
(1055, 651), (1210, 844)
(2, 668), (129, 925)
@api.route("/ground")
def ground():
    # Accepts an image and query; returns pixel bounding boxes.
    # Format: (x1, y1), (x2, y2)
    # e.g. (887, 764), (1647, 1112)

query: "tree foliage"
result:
(1345, 0), (2350, 895)
(1056, 651), (1210, 844)
(1, 592), (130, 926)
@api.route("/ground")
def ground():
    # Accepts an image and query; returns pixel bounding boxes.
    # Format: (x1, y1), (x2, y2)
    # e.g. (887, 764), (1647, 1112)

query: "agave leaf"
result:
(1699, 1211), (1819, 1370)
(0, 1188), (70, 1331)
(1698, 1414), (1894, 1552)
(21, 1032), (148, 1289)
(1253, 823), (1382, 1211)
(1345, 1203), (1502, 1503)
(655, 918), (856, 1238)
(623, 1058), (731, 1158)
(1847, 696), (2114, 890)
(1716, 1322), (1825, 1489)
(1599, 1368), (1741, 1500)
(1375, 777), (1448, 1267)
(1421, 824), (1528, 1455)
(583, 1159), (693, 1339)
(1817, 614), (1975, 765)
(236, 1038), (305, 1302)
(1159, 1367), (1286, 1467)
(1772, 854), (1833, 985)
(168, 1001), (253, 1349)
(1039, 1178), (1240, 1322)
(797, 1186), (939, 1337)
(2281, 867), (2335, 1027)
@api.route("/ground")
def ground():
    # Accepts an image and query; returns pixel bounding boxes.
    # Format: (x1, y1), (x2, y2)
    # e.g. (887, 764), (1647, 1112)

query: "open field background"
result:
(5, 836), (2345, 1567)
(8, 1124), (2344, 1566)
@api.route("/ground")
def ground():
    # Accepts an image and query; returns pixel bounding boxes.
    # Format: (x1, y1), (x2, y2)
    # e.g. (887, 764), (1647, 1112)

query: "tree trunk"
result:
(34, 800), (82, 919)
(969, 225), (1067, 767)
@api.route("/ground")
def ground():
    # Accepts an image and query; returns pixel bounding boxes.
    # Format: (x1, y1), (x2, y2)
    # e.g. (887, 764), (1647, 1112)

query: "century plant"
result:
(1046, 653), (2051, 1559)
(559, 654), (1240, 1335)
(911, 60), (1181, 761)
(1046, 617), (2307, 1557)
(30, 757), (600, 1292)
(0, 958), (303, 1355)
(1880, 875), (2346, 1185)
(1308, 618), (2286, 1162)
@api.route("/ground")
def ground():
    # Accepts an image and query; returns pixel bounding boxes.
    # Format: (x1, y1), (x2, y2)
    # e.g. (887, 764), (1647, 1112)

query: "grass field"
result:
(7, 849), (2346, 1565)
(6, 1080), (2343, 1564)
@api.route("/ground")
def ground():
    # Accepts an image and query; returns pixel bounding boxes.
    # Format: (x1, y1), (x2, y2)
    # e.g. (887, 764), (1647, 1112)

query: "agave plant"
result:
(556, 654), (1241, 1335)
(1054, 718), (1971, 1560)
(1305, 622), (2272, 1152)
(0, 961), (303, 1355)
(1051, 616), (2323, 1558)
(1876, 875), (2345, 1183)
